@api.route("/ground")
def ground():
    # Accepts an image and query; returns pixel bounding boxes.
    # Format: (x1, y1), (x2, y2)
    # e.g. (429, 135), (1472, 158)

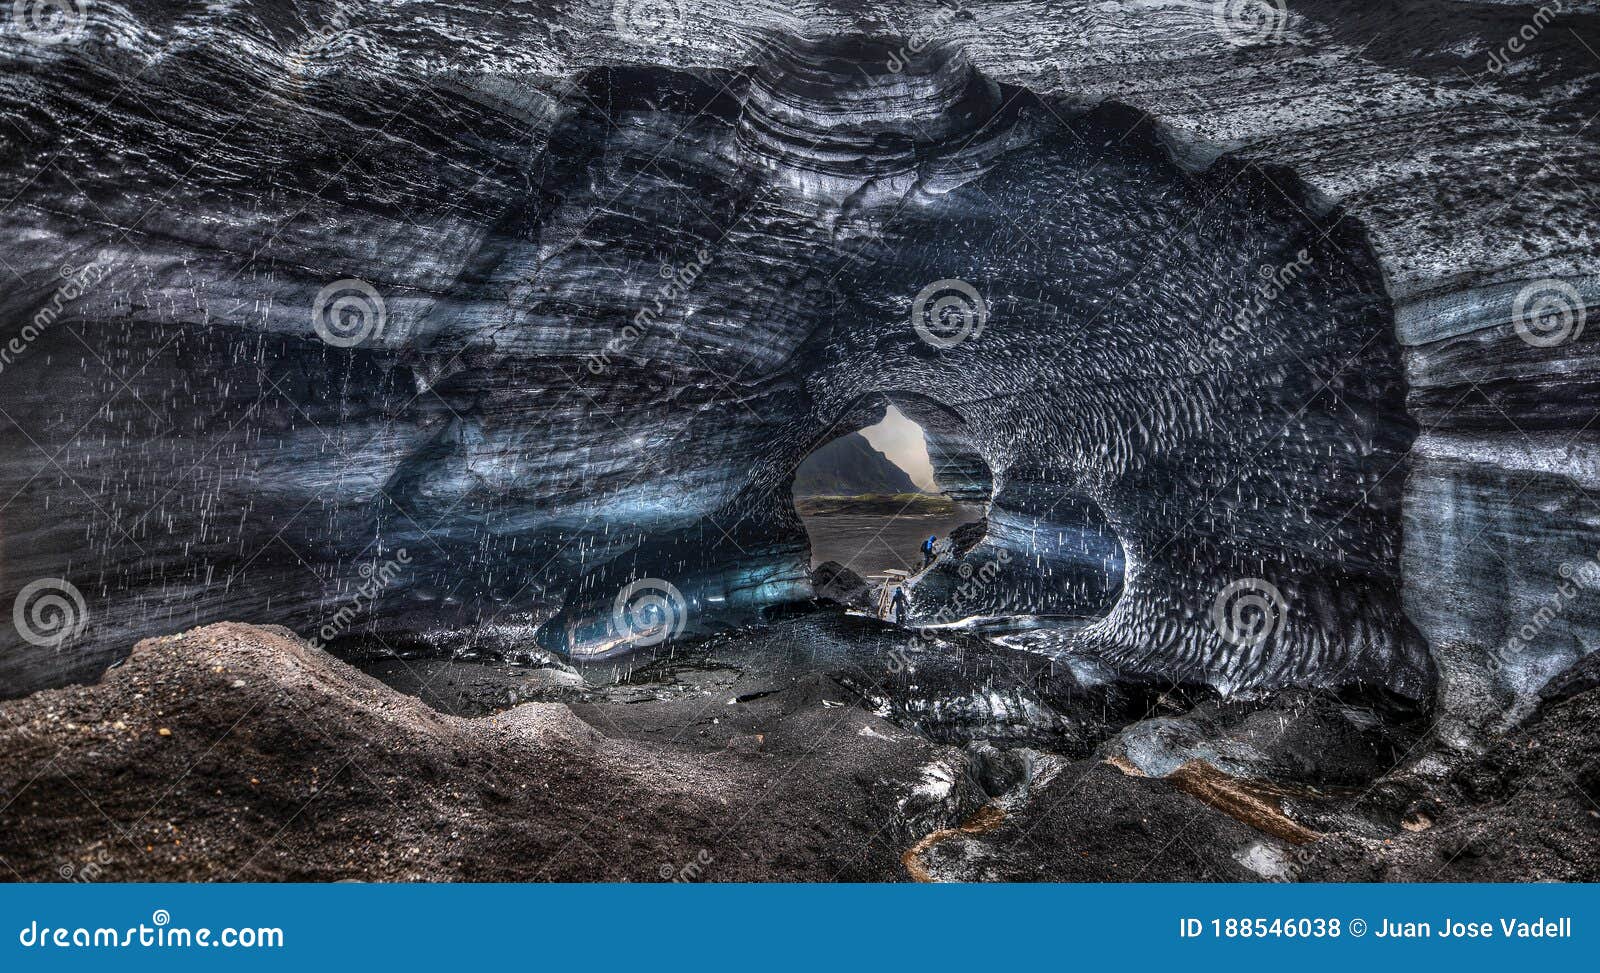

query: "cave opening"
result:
(792, 403), (988, 587)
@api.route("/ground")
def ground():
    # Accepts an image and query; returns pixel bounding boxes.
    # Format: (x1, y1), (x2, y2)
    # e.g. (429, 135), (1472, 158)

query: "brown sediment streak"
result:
(1107, 757), (1322, 846)
(1104, 753), (1142, 777)
(903, 804), (1007, 882)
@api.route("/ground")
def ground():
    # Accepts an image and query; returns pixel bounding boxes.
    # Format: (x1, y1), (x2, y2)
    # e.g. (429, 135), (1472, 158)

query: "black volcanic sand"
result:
(1298, 653), (1600, 882)
(797, 498), (984, 576)
(0, 618), (1596, 882)
(360, 611), (1148, 752)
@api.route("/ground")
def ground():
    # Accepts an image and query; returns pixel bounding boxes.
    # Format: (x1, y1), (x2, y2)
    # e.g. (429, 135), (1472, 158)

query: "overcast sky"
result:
(858, 404), (937, 491)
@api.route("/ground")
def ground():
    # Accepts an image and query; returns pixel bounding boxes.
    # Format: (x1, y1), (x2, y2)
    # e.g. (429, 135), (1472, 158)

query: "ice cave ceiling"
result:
(0, 2), (1596, 716)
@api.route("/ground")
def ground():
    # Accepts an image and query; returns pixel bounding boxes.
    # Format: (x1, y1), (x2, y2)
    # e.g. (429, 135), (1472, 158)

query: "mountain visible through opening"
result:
(793, 406), (986, 579)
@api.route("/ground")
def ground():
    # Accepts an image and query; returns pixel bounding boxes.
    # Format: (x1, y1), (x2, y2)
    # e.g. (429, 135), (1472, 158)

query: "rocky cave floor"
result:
(1, 612), (1598, 882)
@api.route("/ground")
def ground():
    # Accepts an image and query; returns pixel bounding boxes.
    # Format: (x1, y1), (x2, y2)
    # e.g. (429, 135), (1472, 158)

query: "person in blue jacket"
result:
(921, 534), (937, 568)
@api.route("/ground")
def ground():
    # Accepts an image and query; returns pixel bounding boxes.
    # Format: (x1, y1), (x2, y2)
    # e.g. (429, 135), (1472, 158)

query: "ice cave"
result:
(0, 1), (1597, 883)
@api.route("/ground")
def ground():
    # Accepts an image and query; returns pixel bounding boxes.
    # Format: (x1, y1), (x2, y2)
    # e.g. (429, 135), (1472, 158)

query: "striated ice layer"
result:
(0, 6), (1593, 705)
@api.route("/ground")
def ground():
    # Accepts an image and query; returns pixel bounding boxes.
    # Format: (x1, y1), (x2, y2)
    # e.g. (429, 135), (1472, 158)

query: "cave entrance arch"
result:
(791, 401), (990, 583)
(792, 391), (1128, 629)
